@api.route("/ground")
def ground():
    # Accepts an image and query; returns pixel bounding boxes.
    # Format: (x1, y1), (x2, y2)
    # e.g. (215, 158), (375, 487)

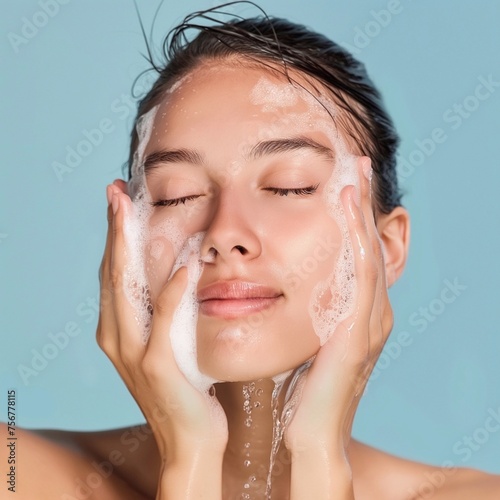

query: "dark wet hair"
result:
(127, 2), (403, 214)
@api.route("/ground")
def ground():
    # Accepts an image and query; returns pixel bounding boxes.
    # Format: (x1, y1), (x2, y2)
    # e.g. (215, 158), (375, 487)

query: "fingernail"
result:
(112, 194), (119, 215)
(362, 158), (372, 181)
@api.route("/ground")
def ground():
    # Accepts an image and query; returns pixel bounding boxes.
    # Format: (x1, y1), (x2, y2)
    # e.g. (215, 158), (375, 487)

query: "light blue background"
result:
(1, 0), (499, 474)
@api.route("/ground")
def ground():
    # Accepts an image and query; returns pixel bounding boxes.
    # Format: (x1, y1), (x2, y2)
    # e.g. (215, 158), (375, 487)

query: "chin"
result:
(196, 321), (320, 381)
(198, 352), (282, 382)
(198, 344), (318, 383)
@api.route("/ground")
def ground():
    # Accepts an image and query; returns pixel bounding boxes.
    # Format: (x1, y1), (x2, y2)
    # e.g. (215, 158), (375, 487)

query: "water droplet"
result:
(256, 388), (263, 396)
(253, 401), (261, 408)
(244, 460), (251, 467)
(244, 442), (250, 448)
(244, 482), (250, 488)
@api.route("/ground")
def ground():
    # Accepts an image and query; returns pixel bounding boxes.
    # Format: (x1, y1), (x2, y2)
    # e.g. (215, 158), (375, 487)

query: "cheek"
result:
(282, 218), (344, 346)
(144, 211), (213, 303)
(144, 236), (176, 302)
(144, 214), (189, 302)
(282, 218), (342, 295)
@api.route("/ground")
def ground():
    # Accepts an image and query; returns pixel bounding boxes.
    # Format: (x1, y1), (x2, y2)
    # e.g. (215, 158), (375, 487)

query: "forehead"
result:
(148, 63), (339, 146)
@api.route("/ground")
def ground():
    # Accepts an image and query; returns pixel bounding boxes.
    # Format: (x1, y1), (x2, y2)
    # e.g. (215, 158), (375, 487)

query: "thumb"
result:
(145, 266), (189, 360)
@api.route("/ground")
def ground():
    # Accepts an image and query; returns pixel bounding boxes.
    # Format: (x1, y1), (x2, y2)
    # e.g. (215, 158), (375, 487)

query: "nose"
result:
(201, 189), (262, 263)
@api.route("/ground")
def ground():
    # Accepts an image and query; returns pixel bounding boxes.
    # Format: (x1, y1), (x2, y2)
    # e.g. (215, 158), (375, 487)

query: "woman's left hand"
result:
(285, 157), (394, 497)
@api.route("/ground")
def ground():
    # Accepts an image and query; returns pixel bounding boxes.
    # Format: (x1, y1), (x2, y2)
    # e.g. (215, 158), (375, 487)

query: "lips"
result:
(197, 281), (283, 319)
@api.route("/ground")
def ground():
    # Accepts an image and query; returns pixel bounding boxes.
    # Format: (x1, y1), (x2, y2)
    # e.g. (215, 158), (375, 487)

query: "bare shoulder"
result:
(349, 439), (500, 499)
(0, 421), (157, 500)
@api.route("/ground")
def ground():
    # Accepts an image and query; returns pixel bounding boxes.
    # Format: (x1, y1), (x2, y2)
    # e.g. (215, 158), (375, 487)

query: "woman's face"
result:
(141, 64), (357, 381)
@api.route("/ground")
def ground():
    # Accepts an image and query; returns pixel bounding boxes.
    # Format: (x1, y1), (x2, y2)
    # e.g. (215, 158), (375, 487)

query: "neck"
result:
(215, 378), (292, 499)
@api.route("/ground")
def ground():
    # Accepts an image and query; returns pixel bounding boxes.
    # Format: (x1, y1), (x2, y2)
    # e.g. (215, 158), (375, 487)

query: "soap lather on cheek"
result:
(249, 75), (360, 347)
(122, 104), (186, 341)
(122, 105), (160, 341)
(121, 105), (220, 395)
(308, 135), (359, 346)
(168, 233), (220, 393)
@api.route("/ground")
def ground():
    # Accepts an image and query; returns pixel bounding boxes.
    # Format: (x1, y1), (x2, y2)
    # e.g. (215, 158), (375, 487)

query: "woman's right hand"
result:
(96, 181), (227, 498)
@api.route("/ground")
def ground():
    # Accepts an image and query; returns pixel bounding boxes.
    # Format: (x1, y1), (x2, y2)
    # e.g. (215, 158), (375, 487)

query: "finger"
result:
(113, 178), (128, 194)
(97, 186), (120, 354)
(358, 157), (387, 351)
(358, 157), (383, 275)
(358, 158), (376, 243)
(100, 183), (126, 284)
(98, 186), (114, 285)
(109, 190), (146, 358)
(342, 184), (376, 326)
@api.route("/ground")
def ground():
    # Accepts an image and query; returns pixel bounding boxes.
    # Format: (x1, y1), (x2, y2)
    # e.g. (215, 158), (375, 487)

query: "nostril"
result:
(201, 247), (217, 263)
(234, 245), (248, 255)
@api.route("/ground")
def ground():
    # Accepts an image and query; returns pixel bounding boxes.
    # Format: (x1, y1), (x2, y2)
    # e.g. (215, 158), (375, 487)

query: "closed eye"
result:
(150, 195), (201, 207)
(264, 184), (319, 196)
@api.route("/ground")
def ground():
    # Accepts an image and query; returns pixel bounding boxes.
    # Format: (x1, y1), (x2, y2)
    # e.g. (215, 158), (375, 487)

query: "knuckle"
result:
(363, 258), (379, 283)
(119, 352), (137, 374)
(96, 332), (117, 359)
(154, 294), (174, 316)
(112, 221), (121, 237)
(99, 286), (114, 308)
(98, 262), (106, 286)
(346, 336), (370, 369)
(99, 253), (109, 275)
(109, 268), (122, 290)
(372, 234), (382, 255)
(349, 350), (370, 373)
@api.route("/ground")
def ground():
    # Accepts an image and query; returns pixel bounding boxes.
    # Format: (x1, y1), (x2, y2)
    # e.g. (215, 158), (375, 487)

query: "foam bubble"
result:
(309, 143), (358, 345)
(168, 233), (219, 393)
(122, 104), (160, 341)
(128, 104), (160, 199)
(250, 76), (299, 112)
(248, 74), (359, 346)
(123, 183), (154, 340)
(122, 101), (223, 399)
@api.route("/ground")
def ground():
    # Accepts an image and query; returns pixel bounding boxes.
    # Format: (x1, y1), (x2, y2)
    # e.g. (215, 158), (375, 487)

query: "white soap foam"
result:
(248, 75), (359, 346)
(309, 139), (358, 345)
(124, 74), (360, 394)
(168, 233), (219, 393)
(123, 183), (154, 340)
(250, 76), (299, 112)
(251, 77), (358, 346)
(128, 104), (160, 199)
(123, 105), (159, 341)
(122, 99), (225, 402)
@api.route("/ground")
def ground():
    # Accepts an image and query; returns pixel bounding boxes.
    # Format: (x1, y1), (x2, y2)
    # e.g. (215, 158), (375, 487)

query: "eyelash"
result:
(150, 184), (319, 207)
(150, 195), (200, 207)
(264, 184), (319, 197)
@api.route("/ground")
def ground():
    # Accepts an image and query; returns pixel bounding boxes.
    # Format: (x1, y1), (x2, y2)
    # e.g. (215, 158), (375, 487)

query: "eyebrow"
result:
(249, 136), (335, 162)
(144, 148), (204, 174)
(143, 135), (334, 174)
